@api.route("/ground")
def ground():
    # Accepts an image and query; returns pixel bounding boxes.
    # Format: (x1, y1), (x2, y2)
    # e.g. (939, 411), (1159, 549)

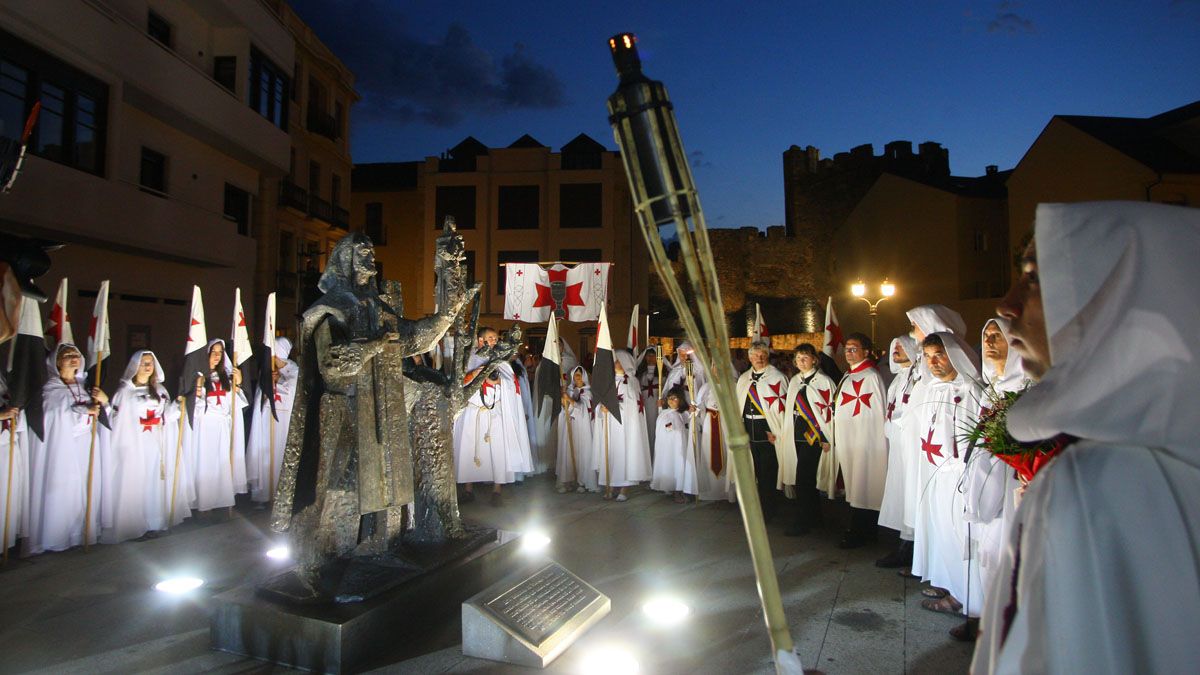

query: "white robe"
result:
(693, 382), (734, 502)
(825, 360), (888, 509)
(514, 365), (542, 473)
(186, 371), (248, 511)
(245, 361), (298, 503)
(911, 361), (984, 615)
(592, 373), (651, 487)
(454, 377), (517, 485)
(974, 201), (1200, 673)
(24, 373), (108, 554)
(498, 363), (534, 477)
(102, 380), (186, 542)
(650, 408), (695, 494)
(556, 379), (594, 489)
(777, 369), (835, 488)
(0, 406), (29, 550)
(878, 340), (920, 538)
(639, 366), (660, 453)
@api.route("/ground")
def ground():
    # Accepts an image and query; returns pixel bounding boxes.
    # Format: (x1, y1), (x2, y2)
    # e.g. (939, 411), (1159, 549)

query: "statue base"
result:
(210, 528), (519, 673)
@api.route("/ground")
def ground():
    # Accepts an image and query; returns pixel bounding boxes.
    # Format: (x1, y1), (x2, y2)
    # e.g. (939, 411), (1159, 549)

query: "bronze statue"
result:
(269, 232), (474, 600)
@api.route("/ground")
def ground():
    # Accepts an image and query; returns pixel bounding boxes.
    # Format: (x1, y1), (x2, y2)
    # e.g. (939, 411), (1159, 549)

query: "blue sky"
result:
(291, 0), (1200, 228)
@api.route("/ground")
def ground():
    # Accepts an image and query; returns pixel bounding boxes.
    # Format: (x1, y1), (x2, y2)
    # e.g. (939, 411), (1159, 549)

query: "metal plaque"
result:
(482, 563), (600, 645)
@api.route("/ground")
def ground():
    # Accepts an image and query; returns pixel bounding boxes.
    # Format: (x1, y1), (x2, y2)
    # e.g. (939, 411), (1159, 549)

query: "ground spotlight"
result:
(521, 530), (552, 554)
(266, 545), (291, 561)
(641, 595), (691, 627)
(579, 645), (640, 674)
(153, 576), (204, 594)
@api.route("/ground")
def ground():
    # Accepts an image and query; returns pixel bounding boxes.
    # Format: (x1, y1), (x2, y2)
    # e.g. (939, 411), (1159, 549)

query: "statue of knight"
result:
(269, 231), (476, 601)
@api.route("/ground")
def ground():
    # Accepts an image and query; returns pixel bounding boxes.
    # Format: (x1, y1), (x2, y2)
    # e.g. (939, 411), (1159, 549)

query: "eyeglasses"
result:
(844, 347), (861, 353)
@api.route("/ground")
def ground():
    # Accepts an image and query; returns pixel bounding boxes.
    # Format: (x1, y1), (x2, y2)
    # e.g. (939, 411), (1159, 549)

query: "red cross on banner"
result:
(139, 409), (162, 432)
(921, 428), (943, 465)
(840, 379), (873, 416)
(533, 267), (586, 317)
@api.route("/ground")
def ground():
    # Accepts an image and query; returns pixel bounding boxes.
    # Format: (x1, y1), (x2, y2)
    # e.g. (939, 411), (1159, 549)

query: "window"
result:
(1, 30), (109, 176)
(497, 250), (539, 294)
(139, 147), (166, 195)
(248, 46), (288, 129)
(331, 173), (341, 206)
(224, 183), (251, 236)
(498, 185), (539, 229)
(559, 248), (603, 262)
(308, 160), (320, 197)
(213, 56), (236, 93)
(364, 202), (385, 244)
(435, 185), (476, 229)
(559, 183), (602, 228)
(147, 11), (172, 48)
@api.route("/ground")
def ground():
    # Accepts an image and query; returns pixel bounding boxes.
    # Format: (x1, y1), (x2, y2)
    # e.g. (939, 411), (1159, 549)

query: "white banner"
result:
(504, 262), (611, 322)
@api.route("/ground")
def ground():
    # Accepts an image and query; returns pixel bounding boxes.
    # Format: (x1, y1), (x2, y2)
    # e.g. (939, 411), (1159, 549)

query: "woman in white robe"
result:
(638, 349), (661, 452)
(101, 350), (187, 543)
(185, 338), (247, 513)
(23, 343), (109, 555)
(246, 338), (298, 504)
(650, 387), (696, 501)
(592, 350), (651, 500)
(556, 366), (594, 493)
(0, 376), (29, 552)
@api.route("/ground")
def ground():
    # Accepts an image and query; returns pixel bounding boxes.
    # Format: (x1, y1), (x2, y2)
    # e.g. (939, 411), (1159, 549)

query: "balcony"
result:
(306, 106), (339, 141)
(332, 204), (350, 230)
(278, 179), (308, 211)
(308, 194), (333, 223)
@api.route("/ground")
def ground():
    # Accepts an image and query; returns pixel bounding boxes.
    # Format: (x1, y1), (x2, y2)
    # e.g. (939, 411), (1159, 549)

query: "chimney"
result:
(985, 164), (998, 175)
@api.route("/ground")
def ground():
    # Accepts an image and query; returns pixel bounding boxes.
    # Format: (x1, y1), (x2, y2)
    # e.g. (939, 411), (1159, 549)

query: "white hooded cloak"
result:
(825, 358), (888, 509)
(557, 366), (595, 490)
(878, 335), (919, 538)
(592, 350), (651, 488)
(246, 337), (298, 503)
(185, 338), (248, 511)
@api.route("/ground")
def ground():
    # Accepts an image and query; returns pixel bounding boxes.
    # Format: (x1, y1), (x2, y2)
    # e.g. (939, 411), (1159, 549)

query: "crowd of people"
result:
(0, 336), (298, 556)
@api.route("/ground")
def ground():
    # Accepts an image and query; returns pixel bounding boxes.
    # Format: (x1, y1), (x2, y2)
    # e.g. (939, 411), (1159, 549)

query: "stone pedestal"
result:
(211, 530), (520, 673)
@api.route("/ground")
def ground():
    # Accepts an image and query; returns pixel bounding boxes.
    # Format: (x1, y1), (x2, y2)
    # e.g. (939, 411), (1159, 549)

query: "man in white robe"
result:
(876, 334), (919, 567)
(973, 201), (1200, 674)
(246, 338), (298, 504)
(827, 333), (888, 548)
(911, 332), (984, 618)
(778, 343), (835, 536)
(736, 341), (788, 520)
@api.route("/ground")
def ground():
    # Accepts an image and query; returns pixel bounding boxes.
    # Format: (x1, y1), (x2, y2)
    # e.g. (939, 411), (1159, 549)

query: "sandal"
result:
(921, 596), (963, 616)
(949, 618), (979, 642)
(921, 587), (948, 599)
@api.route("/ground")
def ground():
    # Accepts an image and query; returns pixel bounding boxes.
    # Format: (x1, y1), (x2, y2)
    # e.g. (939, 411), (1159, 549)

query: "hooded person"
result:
(0, 371), (29, 552)
(875, 334), (921, 566)
(687, 353), (732, 503)
(453, 352), (526, 501)
(184, 337), (247, 512)
(735, 341), (789, 520)
(778, 343), (836, 535)
(23, 343), (109, 554)
(592, 349), (651, 500)
(825, 332), (889, 548)
(246, 337), (298, 504)
(660, 342), (706, 407)
(101, 350), (187, 543)
(910, 331), (984, 619)
(556, 365), (595, 492)
(650, 385), (697, 500)
(973, 202), (1200, 674)
(637, 347), (661, 451)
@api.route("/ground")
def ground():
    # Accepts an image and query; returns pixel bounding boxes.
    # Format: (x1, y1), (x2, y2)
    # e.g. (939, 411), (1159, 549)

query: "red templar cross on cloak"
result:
(139, 409), (162, 432)
(764, 382), (785, 414)
(921, 428), (943, 465)
(533, 267), (585, 318)
(814, 388), (833, 423)
(840, 379), (873, 417)
(206, 383), (227, 406)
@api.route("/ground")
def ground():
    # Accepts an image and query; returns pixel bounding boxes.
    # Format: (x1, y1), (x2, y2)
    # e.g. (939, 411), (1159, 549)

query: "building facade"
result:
(352, 133), (650, 360)
(0, 0), (293, 384)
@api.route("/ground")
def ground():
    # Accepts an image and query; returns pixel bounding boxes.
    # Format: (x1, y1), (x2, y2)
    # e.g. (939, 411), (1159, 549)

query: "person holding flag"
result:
(778, 343), (836, 536)
(2, 295), (45, 559)
(184, 335), (247, 514)
(556, 365), (595, 493)
(247, 337), (296, 505)
(590, 302), (651, 501)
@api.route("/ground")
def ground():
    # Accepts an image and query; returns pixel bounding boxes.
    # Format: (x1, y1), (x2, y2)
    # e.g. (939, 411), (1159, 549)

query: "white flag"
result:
(231, 287), (252, 366)
(262, 292), (276, 351)
(822, 296), (842, 357)
(185, 285), (208, 356)
(86, 280), (110, 368)
(503, 262), (612, 323)
(627, 304), (640, 352)
(46, 277), (73, 349)
(751, 303), (769, 343)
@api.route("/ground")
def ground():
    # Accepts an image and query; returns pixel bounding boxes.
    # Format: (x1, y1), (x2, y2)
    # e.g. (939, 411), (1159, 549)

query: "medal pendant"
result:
(474, 458), (482, 467)
(484, 433), (491, 443)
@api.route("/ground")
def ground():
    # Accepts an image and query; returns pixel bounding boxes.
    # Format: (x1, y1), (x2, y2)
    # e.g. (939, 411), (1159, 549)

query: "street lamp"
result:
(852, 278), (896, 347)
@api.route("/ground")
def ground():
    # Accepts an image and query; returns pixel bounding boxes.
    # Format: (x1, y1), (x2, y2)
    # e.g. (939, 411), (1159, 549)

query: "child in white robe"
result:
(650, 387), (697, 502)
(556, 366), (594, 493)
(246, 338), (298, 504)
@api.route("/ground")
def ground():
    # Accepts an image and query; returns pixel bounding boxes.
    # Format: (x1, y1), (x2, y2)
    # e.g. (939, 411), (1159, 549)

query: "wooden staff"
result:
(228, 353), (238, 518)
(170, 399), (186, 524)
(603, 408), (611, 495)
(655, 345), (664, 402)
(686, 360), (701, 468)
(3, 423), (14, 563)
(83, 353), (103, 551)
(268, 384), (276, 499)
(565, 397), (579, 484)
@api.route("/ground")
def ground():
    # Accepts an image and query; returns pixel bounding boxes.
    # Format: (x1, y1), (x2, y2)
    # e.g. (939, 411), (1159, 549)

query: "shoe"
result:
(784, 523), (811, 537)
(875, 548), (907, 568)
(460, 491), (475, 504)
(490, 492), (503, 507)
(838, 532), (866, 549)
(921, 596), (963, 616)
(921, 587), (948, 599)
(615, 493), (628, 502)
(556, 485), (568, 494)
(949, 618), (979, 642)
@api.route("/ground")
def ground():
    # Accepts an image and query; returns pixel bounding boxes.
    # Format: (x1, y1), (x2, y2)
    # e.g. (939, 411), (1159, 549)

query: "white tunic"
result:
(592, 373), (651, 487)
(639, 365), (660, 452)
(556, 373), (594, 489)
(245, 361), (298, 503)
(186, 370), (248, 511)
(826, 360), (888, 509)
(24, 370), (107, 554)
(650, 408), (696, 494)
(693, 382), (734, 502)
(877, 336), (920, 538)
(454, 376), (516, 485)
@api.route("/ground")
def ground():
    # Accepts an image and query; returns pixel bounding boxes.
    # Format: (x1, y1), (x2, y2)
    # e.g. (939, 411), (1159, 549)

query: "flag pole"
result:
(170, 395), (187, 523)
(229, 350), (237, 518)
(268, 384), (276, 499)
(3, 424), (14, 563)
(83, 352), (102, 551)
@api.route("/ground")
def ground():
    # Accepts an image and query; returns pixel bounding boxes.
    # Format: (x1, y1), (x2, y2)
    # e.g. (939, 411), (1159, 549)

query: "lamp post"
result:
(851, 278), (896, 347)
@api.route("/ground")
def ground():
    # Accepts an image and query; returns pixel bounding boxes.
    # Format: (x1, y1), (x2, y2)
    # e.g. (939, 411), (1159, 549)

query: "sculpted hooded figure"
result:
(270, 233), (470, 598)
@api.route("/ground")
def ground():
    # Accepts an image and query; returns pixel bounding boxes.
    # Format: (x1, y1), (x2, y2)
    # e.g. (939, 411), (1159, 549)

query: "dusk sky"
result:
(290, 0), (1200, 229)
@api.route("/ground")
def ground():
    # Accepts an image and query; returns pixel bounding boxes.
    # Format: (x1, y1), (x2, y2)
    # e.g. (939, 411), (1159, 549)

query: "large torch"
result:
(607, 33), (803, 673)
